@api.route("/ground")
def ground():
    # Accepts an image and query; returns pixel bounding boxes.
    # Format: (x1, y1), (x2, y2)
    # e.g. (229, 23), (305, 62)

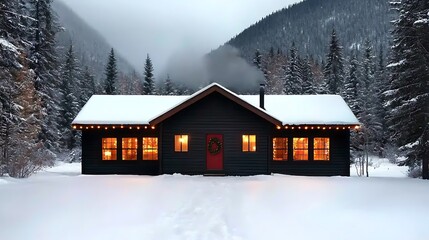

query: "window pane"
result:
(273, 138), (288, 161)
(249, 135), (256, 152)
(143, 137), (158, 160)
(314, 138), (330, 161)
(293, 138), (308, 161)
(175, 135), (188, 152)
(122, 138), (137, 160)
(102, 138), (117, 160)
(182, 135), (188, 152)
(242, 135), (249, 152)
(175, 135), (181, 152)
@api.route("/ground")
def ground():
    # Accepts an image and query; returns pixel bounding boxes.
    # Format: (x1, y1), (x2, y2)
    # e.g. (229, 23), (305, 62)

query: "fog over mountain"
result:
(53, 1), (137, 82)
(58, 0), (301, 77)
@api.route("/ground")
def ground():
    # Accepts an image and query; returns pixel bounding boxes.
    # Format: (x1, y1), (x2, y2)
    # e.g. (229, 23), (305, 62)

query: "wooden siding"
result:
(161, 92), (275, 176)
(81, 128), (160, 175)
(270, 129), (350, 176)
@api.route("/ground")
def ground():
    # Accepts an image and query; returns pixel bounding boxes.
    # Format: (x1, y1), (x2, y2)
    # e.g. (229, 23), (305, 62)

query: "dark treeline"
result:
(228, 0), (391, 64)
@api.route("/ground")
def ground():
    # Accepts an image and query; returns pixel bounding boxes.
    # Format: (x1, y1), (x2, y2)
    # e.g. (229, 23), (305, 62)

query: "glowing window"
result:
(293, 138), (308, 161)
(143, 137), (158, 160)
(273, 138), (288, 161)
(242, 135), (256, 152)
(122, 138), (137, 160)
(314, 138), (330, 161)
(102, 138), (117, 160)
(175, 135), (188, 152)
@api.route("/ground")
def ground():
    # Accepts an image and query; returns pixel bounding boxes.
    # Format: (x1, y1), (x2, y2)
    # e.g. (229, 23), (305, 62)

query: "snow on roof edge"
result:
(72, 83), (360, 126)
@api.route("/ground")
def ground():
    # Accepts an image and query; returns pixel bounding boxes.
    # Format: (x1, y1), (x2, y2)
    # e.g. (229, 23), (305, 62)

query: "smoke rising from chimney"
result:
(161, 45), (264, 93)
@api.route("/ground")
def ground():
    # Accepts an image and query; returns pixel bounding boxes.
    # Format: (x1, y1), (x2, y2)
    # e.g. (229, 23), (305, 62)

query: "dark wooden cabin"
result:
(72, 83), (360, 176)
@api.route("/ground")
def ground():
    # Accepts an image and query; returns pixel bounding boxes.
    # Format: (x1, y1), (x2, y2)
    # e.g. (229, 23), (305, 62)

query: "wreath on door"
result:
(208, 137), (222, 155)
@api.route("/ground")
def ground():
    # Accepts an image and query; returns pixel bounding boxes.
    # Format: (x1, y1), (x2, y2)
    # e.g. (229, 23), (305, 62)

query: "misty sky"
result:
(60, 0), (301, 76)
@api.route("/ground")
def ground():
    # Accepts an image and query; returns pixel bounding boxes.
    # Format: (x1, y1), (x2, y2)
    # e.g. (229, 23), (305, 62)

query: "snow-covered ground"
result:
(1, 161), (428, 240)
(350, 156), (409, 177)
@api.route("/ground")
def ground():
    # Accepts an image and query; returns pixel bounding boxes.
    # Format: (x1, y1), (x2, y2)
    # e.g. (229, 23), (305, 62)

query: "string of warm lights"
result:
(276, 125), (360, 130)
(73, 124), (360, 131)
(72, 125), (156, 130)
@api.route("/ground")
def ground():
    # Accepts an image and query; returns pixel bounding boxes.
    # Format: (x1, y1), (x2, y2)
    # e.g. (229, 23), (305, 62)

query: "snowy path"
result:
(0, 163), (428, 240)
(154, 179), (243, 240)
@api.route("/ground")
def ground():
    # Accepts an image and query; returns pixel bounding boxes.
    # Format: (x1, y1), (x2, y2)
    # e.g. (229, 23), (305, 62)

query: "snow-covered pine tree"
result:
(163, 75), (176, 95)
(0, 0), (52, 176)
(0, 49), (19, 175)
(386, 0), (429, 176)
(29, 0), (61, 151)
(58, 45), (79, 150)
(343, 51), (364, 167)
(7, 53), (53, 178)
(302, 56), (315, 94)
(265, 48), (286, 94)
(358, 40), (383, 165)
(80, 66), (96, 106)
(374, 44), (388, 156)
(323, 29), (345, 95)
(143, 54), (155, 95)
(104, 48), (117, 94)
(283, 42), (302, 94)
(343, 51), (361, 115)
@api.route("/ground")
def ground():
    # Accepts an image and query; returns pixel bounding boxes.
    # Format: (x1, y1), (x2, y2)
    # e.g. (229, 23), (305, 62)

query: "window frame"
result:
(102, 138), (117, 161)
(174, 134), (189, 152)
(121, 137), (138, 161)
(293, 137), (309, 161)
(272, 137), (288, 161)
(143, 137), (159, 160)
(242, 134), (257, 152)
(313, 137), (330, 161)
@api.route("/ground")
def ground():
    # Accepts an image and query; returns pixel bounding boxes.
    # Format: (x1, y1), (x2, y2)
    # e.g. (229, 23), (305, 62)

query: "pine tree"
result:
(323, 29), (345, 94)
(104, 48), (117, 94)
(343, 51), (363, 164)
(80, 66), (96, 105)
(8, 53), (52, 178)
(359, 40), (382, 158)
(58, 45), (79, 150)
(163, 75), (175, 95)
(386, 0), (429, 175)
(343, 52), (361, 115)
(265, 48), (286, 94)
(29, 0), (61, 150)
(374, 44), (388, 156)
(143, 54), (155, 95)
(283, 42), (302, 94)
(302, 56), (315, 94)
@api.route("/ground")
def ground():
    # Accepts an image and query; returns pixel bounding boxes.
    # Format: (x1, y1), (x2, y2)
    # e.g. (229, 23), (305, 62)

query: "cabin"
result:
(72, 83), (360, 176)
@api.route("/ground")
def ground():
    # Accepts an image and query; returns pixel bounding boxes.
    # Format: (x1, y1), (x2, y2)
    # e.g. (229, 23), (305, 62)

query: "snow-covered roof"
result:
(240, 95), (359, 125)
(72, 83), (359, 126)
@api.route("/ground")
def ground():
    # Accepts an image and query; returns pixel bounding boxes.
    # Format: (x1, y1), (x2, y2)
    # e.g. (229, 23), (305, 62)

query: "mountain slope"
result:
(226, 0), (392, 61)
(53, 0), (136, 81)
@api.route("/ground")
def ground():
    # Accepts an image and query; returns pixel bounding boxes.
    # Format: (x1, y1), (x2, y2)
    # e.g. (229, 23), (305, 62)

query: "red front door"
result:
(206, 134), (223, 170)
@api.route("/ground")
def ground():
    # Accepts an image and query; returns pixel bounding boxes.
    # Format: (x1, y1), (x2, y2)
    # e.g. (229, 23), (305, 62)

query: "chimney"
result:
(259, 83), (265, 110)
